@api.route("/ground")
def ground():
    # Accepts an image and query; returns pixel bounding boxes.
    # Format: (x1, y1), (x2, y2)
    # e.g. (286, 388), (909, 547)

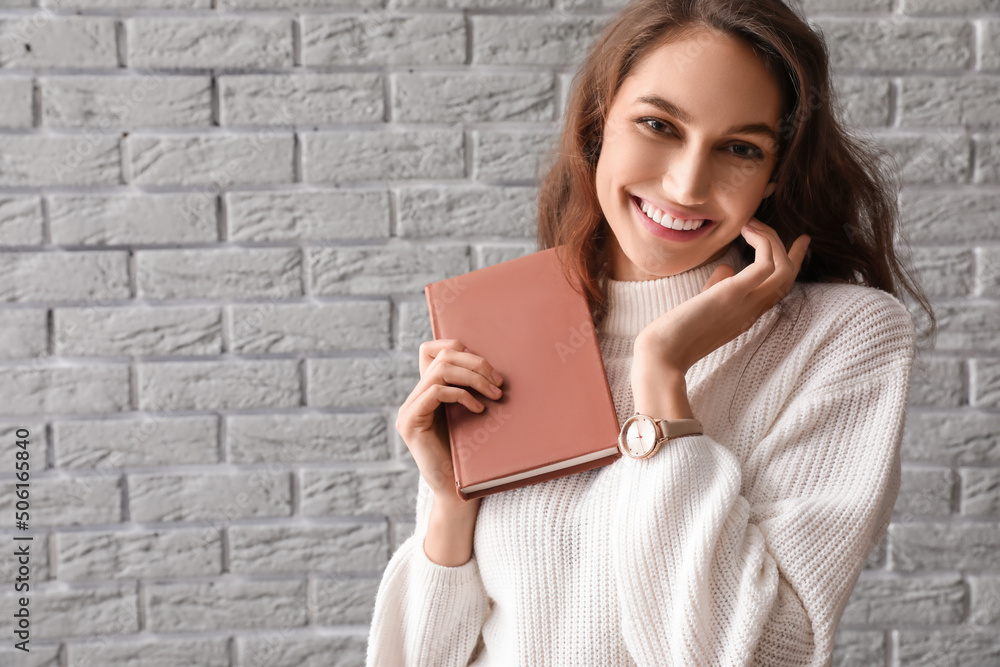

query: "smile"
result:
(636, 197), (706, 230)
(629, 195), (716, 242)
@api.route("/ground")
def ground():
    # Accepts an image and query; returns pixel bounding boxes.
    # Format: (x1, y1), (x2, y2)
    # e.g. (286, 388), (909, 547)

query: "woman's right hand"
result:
(395, 339), (504, 507)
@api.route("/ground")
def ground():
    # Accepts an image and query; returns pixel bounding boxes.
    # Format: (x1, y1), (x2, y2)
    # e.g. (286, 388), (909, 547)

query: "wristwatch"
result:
(618, 412), (703, 459)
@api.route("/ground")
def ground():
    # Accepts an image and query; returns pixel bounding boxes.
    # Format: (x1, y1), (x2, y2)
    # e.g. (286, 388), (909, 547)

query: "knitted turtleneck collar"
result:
(598, 244), (748, 339)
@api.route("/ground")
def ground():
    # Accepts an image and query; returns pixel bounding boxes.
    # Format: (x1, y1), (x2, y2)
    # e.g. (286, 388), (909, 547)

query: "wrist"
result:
(425, 499), (479, 567)
(431, 493), (481, 520)
(632, 368), (695, 421)
(633, 333), (689, 377)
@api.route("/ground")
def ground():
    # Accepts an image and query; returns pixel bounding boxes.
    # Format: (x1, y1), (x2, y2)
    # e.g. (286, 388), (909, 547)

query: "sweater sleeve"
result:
(612, 290), (916, 666)
(365, 473), (491, 667)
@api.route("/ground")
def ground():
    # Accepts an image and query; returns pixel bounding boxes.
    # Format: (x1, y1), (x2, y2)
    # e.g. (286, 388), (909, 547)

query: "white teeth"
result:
(638, 198), (705, 231)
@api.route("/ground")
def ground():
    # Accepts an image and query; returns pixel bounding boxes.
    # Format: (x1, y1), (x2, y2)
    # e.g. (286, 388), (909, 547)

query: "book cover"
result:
(424, 245), (621, 500)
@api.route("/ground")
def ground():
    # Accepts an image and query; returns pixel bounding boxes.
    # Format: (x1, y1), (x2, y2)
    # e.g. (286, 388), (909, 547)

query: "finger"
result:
(419, 339), (464, 376)
(408, 341), (461, 410)
(746, 219), (793, 272)
(788, 234), (811, 273)
(414, 384), (486, 419)
(419, 341), (503, 387)
(397, 385), (485, 442)
(740, 221), (797, 306)
(702, 262), (735, 291)
(755, 237), (806, 305)
(735, 221), (776, 289)
(758, 233), (810, 305)
(406, 344), (501, 412)
(441, 362), (504, 401)
(437, 347), (503, 389)
(410, 351), (503, 408)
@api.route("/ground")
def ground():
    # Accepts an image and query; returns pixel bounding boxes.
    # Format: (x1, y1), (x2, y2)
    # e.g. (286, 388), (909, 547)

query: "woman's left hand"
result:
(633, 218), (811, 379)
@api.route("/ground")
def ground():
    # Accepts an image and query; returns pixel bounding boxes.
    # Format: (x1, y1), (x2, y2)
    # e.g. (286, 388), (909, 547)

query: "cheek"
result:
(732, 157), (771, 186)
(716, 160), (772, 201)
(594, 156), (611, 208)
(595, 146), (628, 198)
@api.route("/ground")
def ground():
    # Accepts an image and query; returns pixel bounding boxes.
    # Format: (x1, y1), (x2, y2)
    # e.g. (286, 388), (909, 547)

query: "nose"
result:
(663, 144), (711, 206)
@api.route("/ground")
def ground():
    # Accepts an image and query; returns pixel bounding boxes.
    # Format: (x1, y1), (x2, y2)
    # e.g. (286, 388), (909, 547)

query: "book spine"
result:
(425, 282), (469, 500)
(424, 283), (440, 339)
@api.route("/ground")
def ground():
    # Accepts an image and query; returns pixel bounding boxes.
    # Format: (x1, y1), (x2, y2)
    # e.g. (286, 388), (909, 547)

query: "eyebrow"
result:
(635, 94), (777, 142)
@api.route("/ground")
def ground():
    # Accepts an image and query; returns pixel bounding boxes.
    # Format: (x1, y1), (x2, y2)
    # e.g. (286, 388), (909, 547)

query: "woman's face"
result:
(595, 26), (783, 281)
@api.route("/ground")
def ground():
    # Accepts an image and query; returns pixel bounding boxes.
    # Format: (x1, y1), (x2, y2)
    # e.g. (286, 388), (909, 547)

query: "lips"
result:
(629, 195), (716, 242)
(631, 196), (712, 230)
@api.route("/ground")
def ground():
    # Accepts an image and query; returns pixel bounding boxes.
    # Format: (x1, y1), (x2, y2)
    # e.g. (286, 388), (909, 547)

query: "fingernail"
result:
(492, 370), (503, 384)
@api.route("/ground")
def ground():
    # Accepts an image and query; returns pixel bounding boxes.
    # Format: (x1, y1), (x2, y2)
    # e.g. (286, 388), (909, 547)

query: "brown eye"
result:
(728, 143), (764, 161)
(638, 118), (672, 134)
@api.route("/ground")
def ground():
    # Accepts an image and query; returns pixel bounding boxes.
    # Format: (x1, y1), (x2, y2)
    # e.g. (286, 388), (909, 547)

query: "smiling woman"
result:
(538, 2), (934, 334)
(365, 0), (937, 665)
(595, 26), (788, 280)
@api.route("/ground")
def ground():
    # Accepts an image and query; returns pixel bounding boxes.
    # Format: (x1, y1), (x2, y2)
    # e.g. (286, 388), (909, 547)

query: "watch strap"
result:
(655, 417), (703, 440)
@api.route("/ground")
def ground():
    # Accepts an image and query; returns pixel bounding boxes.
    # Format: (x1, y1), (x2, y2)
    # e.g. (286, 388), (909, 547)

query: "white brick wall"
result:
(0, 0), (997, 663)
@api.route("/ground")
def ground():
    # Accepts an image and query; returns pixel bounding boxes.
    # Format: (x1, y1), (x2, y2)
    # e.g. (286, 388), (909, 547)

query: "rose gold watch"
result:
(618, 412), (703, 459)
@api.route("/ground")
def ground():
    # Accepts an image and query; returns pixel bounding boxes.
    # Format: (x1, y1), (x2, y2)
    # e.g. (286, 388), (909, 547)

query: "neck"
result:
(598, 244), (747, 339)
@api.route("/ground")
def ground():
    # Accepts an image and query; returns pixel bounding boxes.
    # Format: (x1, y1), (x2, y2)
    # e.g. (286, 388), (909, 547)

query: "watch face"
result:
(624, 415), (658, 457)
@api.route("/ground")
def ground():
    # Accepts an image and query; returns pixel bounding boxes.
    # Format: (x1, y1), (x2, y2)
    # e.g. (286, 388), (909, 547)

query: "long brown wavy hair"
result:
(536, 0), (936, 342)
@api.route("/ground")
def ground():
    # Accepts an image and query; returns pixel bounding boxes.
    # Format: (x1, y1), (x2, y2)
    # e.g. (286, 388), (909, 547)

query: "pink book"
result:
(424, 246), (621, 500)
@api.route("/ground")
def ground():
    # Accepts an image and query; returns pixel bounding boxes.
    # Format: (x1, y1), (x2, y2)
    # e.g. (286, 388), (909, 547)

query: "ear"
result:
(763, 181), (776, 198)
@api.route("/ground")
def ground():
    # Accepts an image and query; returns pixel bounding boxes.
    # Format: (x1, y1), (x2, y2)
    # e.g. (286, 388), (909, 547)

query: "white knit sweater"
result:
(365, 244), (916, 667)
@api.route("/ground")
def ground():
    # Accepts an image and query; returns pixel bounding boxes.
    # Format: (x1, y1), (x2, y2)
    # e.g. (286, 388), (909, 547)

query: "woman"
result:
(366, 0), (936, 664)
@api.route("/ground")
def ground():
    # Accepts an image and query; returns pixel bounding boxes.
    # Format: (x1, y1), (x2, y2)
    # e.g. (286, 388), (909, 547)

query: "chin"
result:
(624, 252), (696, 280)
